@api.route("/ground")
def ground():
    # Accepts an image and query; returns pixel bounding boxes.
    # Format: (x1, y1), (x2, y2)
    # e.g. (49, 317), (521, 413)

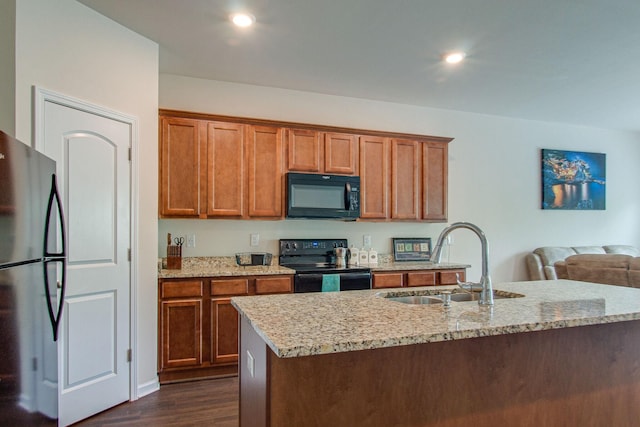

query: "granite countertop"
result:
(231, 280), (640, 358)
(370, 260), (470, 271)
(158, 256), (295, 278)
(158, 255), (468, 278)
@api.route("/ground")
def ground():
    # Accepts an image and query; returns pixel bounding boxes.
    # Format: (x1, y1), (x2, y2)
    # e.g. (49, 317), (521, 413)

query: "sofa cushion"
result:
(566, 254), (632, 286)
(572, 246), (606, 255)
(604, 245), (640, 257)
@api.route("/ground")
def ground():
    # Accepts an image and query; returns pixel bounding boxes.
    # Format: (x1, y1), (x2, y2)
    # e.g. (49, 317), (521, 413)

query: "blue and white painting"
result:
(541, 149), (606, 210)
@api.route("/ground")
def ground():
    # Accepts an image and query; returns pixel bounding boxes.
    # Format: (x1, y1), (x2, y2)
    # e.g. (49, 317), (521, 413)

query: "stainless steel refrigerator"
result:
(0, 130), (67, 425)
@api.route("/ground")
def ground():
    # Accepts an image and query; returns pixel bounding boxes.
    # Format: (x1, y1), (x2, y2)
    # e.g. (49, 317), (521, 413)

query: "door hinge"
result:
(127, 349), (132, 362)
(32, 357), (37, 371)
(128, 147), (132, 161)
(128, 248), (131, 261)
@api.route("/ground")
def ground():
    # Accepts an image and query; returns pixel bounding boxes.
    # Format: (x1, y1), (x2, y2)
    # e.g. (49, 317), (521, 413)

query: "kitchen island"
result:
(231, 280), (640, 426)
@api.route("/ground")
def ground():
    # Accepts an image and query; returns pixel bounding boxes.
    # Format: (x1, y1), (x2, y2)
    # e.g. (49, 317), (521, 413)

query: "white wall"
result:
(14, 0), (159, 396)
(160, 74), (640, 283)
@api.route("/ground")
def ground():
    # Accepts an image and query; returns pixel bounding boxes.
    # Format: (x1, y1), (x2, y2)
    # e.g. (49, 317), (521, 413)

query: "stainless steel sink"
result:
(379, 289), (524, 305)
(441, 290), (524, 302)
(386, 295), (444, 305)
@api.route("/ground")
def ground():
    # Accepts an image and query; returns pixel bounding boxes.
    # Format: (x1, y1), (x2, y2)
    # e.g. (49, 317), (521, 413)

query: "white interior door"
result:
(40, 100), (131, 426)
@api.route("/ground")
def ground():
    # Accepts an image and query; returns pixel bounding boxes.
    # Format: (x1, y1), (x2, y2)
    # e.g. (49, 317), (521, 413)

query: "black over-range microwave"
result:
(286, 172), (360, 220)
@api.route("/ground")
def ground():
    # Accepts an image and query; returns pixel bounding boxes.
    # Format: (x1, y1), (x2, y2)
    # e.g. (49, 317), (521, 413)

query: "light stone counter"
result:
(158, 256), (294, 279)
(231, 279), (640, 358)
(370, 260), (470, 271)
(158, 255), (467, 278)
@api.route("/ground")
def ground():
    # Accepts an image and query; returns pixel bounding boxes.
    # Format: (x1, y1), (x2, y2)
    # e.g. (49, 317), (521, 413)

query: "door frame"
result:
(33, 86), (140, 401)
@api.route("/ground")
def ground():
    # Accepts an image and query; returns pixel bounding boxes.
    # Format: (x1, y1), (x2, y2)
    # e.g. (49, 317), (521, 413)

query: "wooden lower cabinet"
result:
(158, 275), (293, 383)
(372, 269), (466, 289)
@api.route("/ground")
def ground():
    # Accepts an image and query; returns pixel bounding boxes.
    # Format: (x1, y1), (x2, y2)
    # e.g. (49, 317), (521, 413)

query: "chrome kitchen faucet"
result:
(431, 222), (494, 306)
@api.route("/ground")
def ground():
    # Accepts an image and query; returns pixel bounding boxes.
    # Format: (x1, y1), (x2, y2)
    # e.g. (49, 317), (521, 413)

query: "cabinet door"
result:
(286, 128), (321, 172)
(159, 117), (204, 216)
(255, 276), (293, 294)
(391, 139), (420, 220)
(247, 125), (284, 218)
(422, 142), (448, 221)
(160, 299), (202, 369)
(359, 136), (389, 219)
(372, 272), (404, 288)
(406, 272), (436, 287)
(438, 269), (466, 285)
(324, 132), (357, 175)
(206, 122), (245, 217)
(210, 298), (239, 365)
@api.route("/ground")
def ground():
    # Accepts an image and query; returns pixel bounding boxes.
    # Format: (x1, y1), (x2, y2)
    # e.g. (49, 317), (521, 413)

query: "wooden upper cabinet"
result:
(247, 125), (284, 218)
(158, 110), (450, 222)
(390, 139), (420, 220)
(205, 122), (245, 217)
(159, 116), (204, 217)
(422, 142), (448, 221)
(324, 133), (357, 175)
(286, 129), (357, 175)
(359, 135), (389, 219)
(286, 128), (322, 172)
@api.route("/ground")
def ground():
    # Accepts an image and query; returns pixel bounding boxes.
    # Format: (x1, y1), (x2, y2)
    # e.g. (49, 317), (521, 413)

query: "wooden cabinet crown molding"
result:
(159, 109), (454, 145)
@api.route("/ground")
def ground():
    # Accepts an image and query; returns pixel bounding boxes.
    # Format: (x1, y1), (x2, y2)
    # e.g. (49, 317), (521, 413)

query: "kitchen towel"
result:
(321, 274), (340, 292)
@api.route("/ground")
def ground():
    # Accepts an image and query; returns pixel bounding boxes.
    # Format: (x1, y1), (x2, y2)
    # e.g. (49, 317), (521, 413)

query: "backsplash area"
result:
(158, 219), (449, 260)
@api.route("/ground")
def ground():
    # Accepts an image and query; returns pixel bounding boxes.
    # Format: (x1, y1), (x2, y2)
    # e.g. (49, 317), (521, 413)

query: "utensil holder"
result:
(166, 245), (182, 269)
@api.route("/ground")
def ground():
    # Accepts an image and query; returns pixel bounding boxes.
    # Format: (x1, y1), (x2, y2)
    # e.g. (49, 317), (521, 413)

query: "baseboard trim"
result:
(136, 378), (160, 399)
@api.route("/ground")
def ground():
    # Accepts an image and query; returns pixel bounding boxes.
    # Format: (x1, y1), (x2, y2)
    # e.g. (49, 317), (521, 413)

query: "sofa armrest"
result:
(525, 253), (546, 280)
(629, 258), (640, 288)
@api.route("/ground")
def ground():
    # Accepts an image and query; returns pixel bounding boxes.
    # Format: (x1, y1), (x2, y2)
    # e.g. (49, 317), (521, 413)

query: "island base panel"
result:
(240, 318), (640, 426)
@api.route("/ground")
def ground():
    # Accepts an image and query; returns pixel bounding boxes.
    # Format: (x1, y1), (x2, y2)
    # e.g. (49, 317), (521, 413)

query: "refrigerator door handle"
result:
(43, 174), (67, 341)
(44, 174), (66, 258)
(44, 259), (66, 341)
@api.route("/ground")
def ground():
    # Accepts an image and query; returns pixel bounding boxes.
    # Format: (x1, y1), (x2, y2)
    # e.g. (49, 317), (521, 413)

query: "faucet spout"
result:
(432, 222), (493, 306)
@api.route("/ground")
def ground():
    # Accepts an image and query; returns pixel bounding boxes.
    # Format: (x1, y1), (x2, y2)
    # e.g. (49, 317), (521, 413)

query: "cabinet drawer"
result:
(255, 276), (293, 294)
(161, 280), (204, 298)
(372, 273), (404, 288)
(406, 272), (436, 287)
(210, 278), (249, 296)
(439, 270), (465, 285)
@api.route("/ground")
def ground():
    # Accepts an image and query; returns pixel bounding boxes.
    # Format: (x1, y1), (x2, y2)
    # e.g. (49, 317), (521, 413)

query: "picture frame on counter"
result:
(392, 238), (432, 262)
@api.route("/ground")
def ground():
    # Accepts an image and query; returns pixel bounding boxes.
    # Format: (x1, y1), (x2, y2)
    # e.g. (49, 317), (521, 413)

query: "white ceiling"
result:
(79, 0), (640, 132)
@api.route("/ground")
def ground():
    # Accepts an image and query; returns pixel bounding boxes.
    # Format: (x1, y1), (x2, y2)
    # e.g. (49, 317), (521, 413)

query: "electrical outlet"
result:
(250, 233), (260, 247)
(187, 234), (196, 248)
(363, 235), (372, 247)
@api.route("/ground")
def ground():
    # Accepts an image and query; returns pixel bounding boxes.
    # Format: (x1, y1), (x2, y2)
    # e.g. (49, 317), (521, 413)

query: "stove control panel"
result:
(279, 239), (348, 256)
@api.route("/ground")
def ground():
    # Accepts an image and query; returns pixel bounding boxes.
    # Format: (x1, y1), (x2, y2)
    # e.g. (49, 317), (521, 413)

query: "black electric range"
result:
(279, 239), (371, 293)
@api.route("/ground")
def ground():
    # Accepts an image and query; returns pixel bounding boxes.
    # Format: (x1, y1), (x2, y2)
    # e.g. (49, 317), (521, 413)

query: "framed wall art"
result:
(541, 149), (606, 210)
(392, 238), (432, 262)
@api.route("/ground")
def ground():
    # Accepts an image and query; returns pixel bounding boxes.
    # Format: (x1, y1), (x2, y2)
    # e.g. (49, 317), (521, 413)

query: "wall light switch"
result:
(250, 233), (260, 247)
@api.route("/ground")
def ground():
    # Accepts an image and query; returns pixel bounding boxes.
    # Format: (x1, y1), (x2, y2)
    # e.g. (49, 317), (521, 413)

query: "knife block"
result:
(166, 245), (182, 270)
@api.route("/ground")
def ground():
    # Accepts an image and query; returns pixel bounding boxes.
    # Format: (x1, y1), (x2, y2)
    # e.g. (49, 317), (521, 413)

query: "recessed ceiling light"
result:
(444, 52), (466, 64)
(231, 13), (256, 27)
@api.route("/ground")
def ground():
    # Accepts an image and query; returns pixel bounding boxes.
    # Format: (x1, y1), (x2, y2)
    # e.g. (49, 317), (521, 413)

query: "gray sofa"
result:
(525, 245), (640, 280)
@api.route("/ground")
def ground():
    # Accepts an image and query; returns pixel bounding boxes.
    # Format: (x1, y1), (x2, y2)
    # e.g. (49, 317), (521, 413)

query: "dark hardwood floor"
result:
(75, 377), (238, 426)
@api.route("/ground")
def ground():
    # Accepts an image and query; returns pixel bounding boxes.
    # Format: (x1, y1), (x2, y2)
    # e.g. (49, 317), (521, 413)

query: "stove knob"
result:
(292, 243), (297, 250)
